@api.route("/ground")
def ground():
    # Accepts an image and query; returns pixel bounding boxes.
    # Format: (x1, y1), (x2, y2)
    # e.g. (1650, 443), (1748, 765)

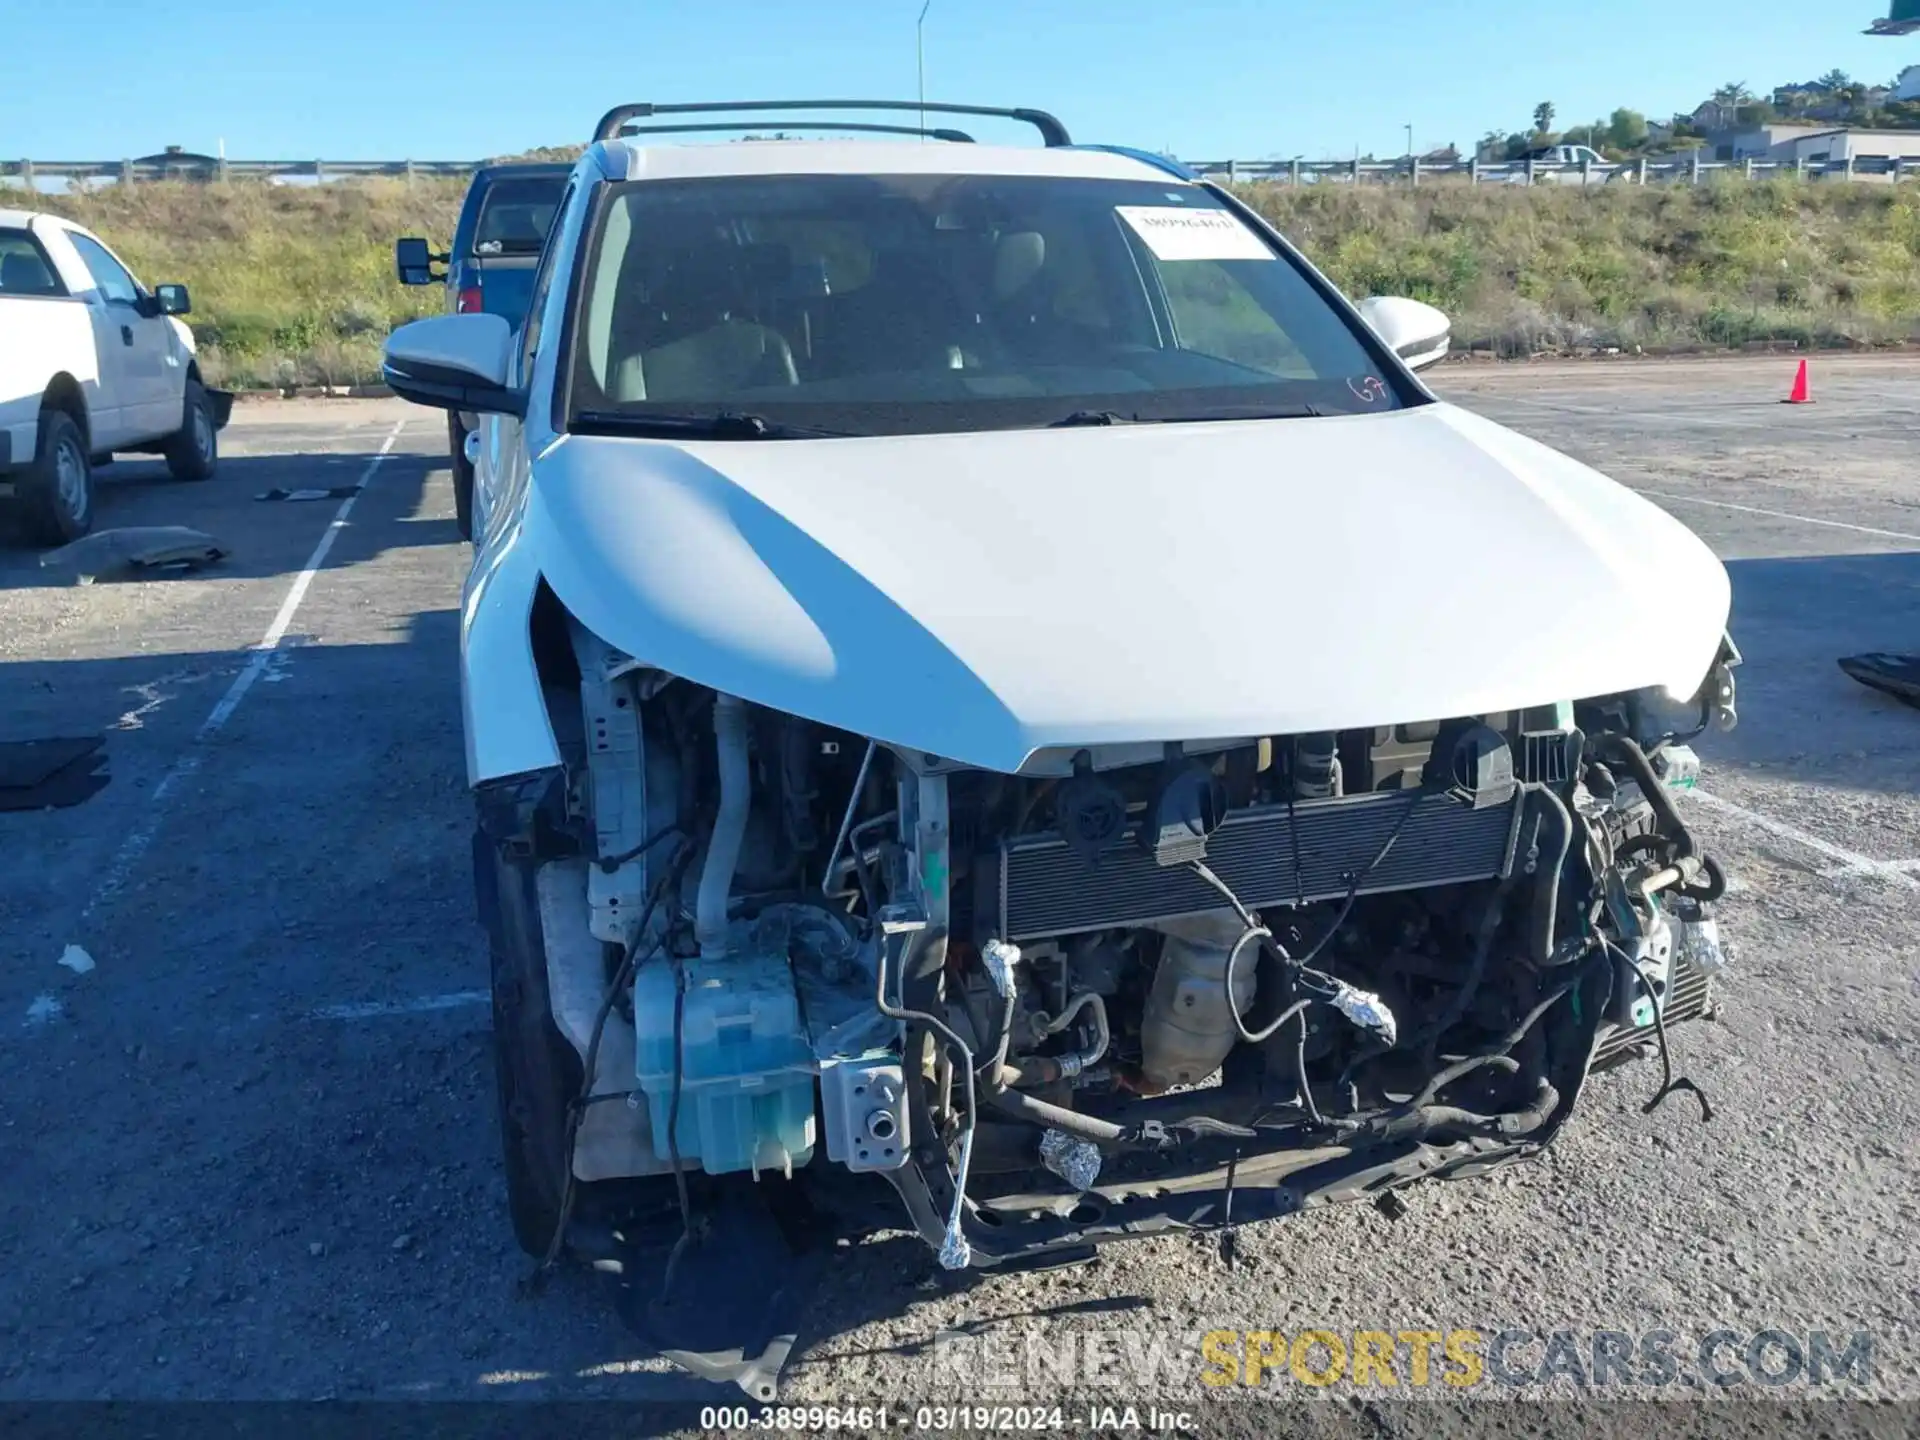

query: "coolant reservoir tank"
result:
(634, 954), (817, 1177)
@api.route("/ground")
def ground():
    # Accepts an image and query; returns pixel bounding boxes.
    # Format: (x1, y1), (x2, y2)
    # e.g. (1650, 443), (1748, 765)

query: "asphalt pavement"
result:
(0, 361), (1916, 1430)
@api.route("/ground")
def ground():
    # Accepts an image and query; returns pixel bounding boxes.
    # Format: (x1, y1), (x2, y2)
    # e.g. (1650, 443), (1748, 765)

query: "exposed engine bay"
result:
(475, 611), (1742, 1285)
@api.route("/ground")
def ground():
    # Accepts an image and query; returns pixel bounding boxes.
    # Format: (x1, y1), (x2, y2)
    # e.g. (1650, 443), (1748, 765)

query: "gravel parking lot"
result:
(1, 359), (1916, 1431)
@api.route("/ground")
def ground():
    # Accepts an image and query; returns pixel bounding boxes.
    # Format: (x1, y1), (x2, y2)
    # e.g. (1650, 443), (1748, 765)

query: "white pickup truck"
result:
(0, 208), (229, 543)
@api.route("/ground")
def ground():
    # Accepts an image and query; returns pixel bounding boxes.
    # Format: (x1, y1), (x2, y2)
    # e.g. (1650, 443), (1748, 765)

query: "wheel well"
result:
(529, 581), (581, 695)
(41, 374), (89, 449)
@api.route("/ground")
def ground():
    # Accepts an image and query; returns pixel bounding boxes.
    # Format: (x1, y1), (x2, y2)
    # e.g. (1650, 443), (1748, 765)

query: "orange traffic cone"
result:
(1783, 359), (1812, 404)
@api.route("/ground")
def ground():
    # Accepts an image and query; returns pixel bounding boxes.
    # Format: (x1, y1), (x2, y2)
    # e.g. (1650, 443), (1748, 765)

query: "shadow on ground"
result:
(1701, 550), (1920, 797)
(0, 451), (444, 587)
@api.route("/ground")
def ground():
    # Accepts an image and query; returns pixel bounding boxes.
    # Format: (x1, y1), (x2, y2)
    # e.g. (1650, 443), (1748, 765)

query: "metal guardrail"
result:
(0, 158), (479, 186)
(5, 152), (1920, 189)
(1181, 154), (1920, 184)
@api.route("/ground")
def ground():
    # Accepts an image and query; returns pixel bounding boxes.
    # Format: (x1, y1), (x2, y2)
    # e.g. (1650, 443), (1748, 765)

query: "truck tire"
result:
(18, 407), (93, 545)
(162, 380), (218, 482)
(477, 834), (584, 1257)
(449, 413), (475, 542)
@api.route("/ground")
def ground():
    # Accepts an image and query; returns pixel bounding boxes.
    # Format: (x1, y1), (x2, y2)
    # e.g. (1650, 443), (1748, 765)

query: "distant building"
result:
(131, 145), (220, 180)
(1772, 81), (1848, 120)
(1688, 101), (1735, 132)
(1772, 81), (1827, 107)
(1686, 122), (1835, 162)
(1773, 127), (1920, 169)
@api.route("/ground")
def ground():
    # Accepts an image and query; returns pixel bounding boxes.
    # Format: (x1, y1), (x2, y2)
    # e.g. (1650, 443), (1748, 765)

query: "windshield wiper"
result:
(572, 410), (854, 440)
(1047, 410), (1138, 428)
(1044, 404), (1322, 429)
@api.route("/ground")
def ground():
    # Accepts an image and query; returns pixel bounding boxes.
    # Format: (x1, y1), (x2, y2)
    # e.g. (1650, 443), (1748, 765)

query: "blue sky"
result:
(3, 0), (1915, 163)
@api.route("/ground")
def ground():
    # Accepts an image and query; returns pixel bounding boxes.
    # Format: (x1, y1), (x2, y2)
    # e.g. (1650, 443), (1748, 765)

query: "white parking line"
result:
(1635, 490), (1920, 544)
(1686, 788), (1920, 891)
(309, 991), (488, 1021)
(72, 420), (407, 934)
(1819, 858), (1920, 878)
(1477, 392), (1920, 439)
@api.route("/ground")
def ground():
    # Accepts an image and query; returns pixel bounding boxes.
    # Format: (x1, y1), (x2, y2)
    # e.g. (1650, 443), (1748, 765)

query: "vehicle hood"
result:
(523, 402), (1731, 773)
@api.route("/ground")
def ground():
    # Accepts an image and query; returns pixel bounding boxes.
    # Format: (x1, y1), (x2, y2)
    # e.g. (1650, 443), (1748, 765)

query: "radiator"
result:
(990, 788), (1524, 942)
(1591, 955), (1714, 1068)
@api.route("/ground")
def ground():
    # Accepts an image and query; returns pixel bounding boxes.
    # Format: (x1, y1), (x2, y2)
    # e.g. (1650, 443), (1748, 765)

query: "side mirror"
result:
(154, 283), (191, 316)
(383, 314), (523, 417)
(1358, 295), (1451, 371)
(395, 236), (448, 286)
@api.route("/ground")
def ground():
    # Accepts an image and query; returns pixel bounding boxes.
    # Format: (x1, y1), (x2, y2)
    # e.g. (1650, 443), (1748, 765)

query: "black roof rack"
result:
(592, 99), (1070, 147)
(614, 120), (977, 144)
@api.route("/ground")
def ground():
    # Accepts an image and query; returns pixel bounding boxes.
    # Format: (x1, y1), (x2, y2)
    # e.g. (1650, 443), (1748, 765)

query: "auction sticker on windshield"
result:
(1115, 205), (1275, 262)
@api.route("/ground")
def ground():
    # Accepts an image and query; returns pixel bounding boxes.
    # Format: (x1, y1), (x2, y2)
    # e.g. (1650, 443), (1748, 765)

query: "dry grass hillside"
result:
(1244, 179), (1920, 355)
(18, 174), (1920, 386)
(28, 178), (467, 389)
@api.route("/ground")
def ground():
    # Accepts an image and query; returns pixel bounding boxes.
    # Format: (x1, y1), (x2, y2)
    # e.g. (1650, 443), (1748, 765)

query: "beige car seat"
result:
(606, 250), (798, 403)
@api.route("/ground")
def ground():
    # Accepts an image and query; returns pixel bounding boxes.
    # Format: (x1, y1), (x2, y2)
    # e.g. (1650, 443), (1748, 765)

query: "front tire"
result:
(449, 413), (475, 542)
(476, 834), (584, 1257)
(18, 408), (93, 545)
(163, 380), (218, 482)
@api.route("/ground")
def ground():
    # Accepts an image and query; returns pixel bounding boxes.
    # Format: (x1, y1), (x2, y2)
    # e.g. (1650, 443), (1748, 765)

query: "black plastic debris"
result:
(0, 736), (108, 811)
(40, 527), (228, 584)
(612, 1178), (831, 1401)
(1839, 653), (1920, 710)
(255, 485), (363, 503)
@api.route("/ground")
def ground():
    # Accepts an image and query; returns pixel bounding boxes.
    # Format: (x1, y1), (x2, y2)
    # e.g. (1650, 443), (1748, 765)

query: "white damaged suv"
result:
(383, 101), (1741, 1314)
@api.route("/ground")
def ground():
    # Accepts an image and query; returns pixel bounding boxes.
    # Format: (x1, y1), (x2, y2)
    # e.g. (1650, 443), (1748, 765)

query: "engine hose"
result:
(1381, 948), (1604, 1122)
(1596, 735), (1729, 903)
(1414, 1080), (1560, 1140)
(1687, 853), (1727, 904)
(1345, 1077), (1560, 1144)
(1528, 783), (1573, 965)
(981, 1081), (1126, 1144)
(1406, 1053), (1520, 1109)
(1595, 734), (1697, 861)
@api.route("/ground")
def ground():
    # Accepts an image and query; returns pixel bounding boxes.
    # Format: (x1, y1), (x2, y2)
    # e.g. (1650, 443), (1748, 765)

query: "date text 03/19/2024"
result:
(699, 1405), (1197, 1432)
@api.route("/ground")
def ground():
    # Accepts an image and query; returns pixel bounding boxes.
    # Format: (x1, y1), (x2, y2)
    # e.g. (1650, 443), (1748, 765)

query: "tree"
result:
(1607, 108), (1650, 149)
(1533, 101), (1556, 134)
(1711, 81), (1753, 107)
(1817, 69), (1852, 91)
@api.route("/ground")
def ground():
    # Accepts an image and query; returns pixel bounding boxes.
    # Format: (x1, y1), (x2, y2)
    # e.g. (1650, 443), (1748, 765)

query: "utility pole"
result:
(1405, 123), (1414, 159)
(918, 1), (934, 139)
